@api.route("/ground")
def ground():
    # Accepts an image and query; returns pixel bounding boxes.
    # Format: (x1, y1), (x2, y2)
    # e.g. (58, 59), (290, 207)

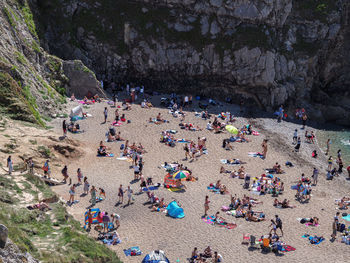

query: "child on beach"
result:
(293, 129), (298, 144)
(294, 137), (301, 152)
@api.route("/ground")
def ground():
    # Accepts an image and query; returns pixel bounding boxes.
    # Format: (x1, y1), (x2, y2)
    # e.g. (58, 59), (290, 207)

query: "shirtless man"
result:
(262, 139), (268, 159)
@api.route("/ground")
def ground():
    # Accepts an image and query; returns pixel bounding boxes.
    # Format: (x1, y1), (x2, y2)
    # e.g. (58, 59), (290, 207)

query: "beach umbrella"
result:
(172, 170), (189, 179)
(225, 125), (238, 135)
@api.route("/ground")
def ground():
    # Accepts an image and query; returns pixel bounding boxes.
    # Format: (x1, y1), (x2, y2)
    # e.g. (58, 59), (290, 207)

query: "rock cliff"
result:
(3, 0), (350, 125)
(0, 0), (104, 126)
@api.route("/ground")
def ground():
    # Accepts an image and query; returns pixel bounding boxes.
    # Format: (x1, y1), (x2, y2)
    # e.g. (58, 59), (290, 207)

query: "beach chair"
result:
(242, 233), (250, 245)
(249, 235), (258, 249)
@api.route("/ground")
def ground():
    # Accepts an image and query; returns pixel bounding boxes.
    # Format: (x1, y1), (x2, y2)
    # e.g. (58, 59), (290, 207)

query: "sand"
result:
(50, 94), (350, 263)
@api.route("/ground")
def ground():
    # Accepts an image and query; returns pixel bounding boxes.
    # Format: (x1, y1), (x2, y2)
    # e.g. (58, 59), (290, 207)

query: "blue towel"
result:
(342, 215), (350, 221)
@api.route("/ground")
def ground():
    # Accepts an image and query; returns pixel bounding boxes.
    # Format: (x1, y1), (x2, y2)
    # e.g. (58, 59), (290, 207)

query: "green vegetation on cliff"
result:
(0, 72), (44, 126)
(0, 172), (121, 263)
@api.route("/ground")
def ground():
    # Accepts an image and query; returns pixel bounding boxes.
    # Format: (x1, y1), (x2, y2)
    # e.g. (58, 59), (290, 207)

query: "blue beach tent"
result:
(142, 250), (170, 263)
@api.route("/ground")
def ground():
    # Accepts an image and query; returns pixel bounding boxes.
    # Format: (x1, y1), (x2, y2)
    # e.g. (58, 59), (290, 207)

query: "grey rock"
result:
(200, 16), (209, 35)
(0, 224), (8, 249)
(63, 60), (106, 98)
(210, 20), (220, 35)
(210, 0), (223, 8)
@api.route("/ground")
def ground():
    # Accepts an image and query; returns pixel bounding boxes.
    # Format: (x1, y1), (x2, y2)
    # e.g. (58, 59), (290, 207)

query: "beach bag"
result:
(120, 144), (124, 150)
(340, 224), (346, 232)
(300, 218), (306, 224)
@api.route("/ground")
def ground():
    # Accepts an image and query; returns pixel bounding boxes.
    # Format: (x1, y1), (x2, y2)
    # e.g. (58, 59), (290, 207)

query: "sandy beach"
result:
(49, 94), (350, 263)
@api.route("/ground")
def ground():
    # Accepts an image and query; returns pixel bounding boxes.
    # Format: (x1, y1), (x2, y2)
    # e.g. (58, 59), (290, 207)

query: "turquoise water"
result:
(317, 129), (350, 164)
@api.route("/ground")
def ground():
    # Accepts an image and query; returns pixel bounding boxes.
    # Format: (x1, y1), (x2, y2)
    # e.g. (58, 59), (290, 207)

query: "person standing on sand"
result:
(293, 129), (298, 144)
(77, 168), (83, 185)
(83, 177), (89, 195)
(87, 209), (93, 231)
(347, 165), (350, 179)
(42, 160), (51, 178)
(269, 219), (277, 235)
(126, 185), (133, 205)
(337, 157), (343, 174)
(62, 120), (67, 137)
(103, 107), (108, 123)
(184, 143), (190, 160)
(118, 184), (124, 204)
(61, 165), (69, 184)
(312, 168), (319, 186)
(261, 139), (268, 159)
(327, 156), (333, 171)
(331, 218), (338, 240)
(7, 155), (13, 175)
(275, 215), (284, 236)
(68, 184), (76, 204)
(204, 195), (210, 217)
(326, 139), (331, 155)
(90, 186), (96, 206)
(294, 137), (301, 152)
(302, 114), (307, 129)
(278, 105), (284, 122)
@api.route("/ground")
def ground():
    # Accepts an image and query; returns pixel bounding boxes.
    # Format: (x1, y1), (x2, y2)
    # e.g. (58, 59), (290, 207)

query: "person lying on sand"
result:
(115, 132), (124, 141)
(175, 179), (187, 189)
(337, 197), (350, 209)
(237, 166), (246, 179)
(272, 162), (284, 174)
(220, 184), (229, 195)
(151, 198), (167, 212)
(245, 204), (265, 222)
(220, 166), (231, 174)
(213, 211), (228, 225)
(273, 198), (295, 208)
(122, 101), (131, 110)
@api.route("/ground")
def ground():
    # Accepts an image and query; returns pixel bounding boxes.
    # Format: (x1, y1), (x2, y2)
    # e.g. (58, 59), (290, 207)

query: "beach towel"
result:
(142, 184), (160, 191)
(112, 121), (122, 127)
(302, 235), (324, 245)
(103, 238), (121, 245)
(167, 187), (184, 192)
(202, 216), (237, 229)
(124, 246), (142, 256)
(342, 215), (350, 221)
(97, 153), (114, 157)
(220, 159), (240, 166)
(248, 152), (264, 159)
(177, 139), (190, 143)
(281, 245), (296, 252)
(252, 131), (260, 136)
(71, 116), (84, 121)
(207, 186), (220, 194)
(305, 222), (319, 227)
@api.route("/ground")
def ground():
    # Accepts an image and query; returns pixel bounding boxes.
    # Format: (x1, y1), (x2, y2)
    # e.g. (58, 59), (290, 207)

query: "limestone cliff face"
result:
(31, 0), (350, 125)
(0, 0), (104, 125)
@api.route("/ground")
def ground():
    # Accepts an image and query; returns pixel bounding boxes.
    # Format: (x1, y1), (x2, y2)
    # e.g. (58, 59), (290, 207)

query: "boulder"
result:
(63, 60), (106, 98)
(0, 224), (8, 248)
